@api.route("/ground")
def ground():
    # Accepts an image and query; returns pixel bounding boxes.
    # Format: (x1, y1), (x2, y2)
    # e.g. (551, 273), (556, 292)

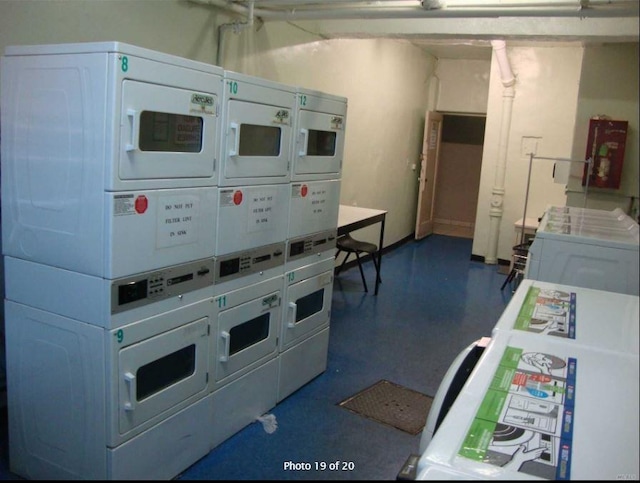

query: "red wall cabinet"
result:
(582, 118), (628, 189)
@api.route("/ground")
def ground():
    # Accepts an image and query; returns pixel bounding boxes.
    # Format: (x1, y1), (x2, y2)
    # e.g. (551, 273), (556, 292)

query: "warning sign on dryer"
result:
(157, 195), (199, 248)
(291, 183), (328, 215)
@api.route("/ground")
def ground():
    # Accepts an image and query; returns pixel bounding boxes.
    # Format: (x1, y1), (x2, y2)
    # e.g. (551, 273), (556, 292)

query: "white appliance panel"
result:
(114, 317), (209, 438)
(212, 276), (282, 390)
(5, 301), (107, 480)
(216, 184), (289, 256)
(210, 358), (279, 450)
(525, 206), (639, 296)
(277, 327), (330, 403)
(416, 331), (639, 481)
(292, 89), (347, 181)
(1, 42), (223, 278)
(108, 187), (217, 279)
(119, 80), (218, 180)
(492, 279), (639, 355)
(288, 179), (341, 239)
(219, 72), (295, 186)
(108, 394), (212, 480)
(281, 257), (334, 351)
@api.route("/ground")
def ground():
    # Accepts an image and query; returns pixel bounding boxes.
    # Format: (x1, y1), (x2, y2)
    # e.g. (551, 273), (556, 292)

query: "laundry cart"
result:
(1, 42), (224, 480)
(525, 205), (639, 295)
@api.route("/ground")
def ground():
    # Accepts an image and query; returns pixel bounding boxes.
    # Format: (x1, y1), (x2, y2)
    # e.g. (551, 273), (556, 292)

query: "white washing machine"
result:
(291, 87), (347, 182)
(278, 247), (335, 402)
(4, 294), (215, 480)
(1, 42), (223, 279)
(525, 206), (639, 295)
(492, 279), (639, 355)
(219, 71), (295, 186)
(209, 275), (282, 449)
(414, 327), (639, 481)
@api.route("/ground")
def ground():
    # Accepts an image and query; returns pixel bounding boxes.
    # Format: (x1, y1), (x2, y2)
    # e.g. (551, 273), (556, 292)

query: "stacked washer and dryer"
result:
(0, 42), (347, 480)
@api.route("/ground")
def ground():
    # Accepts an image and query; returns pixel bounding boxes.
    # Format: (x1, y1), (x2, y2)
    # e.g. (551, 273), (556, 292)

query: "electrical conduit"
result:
(485, 39), (515, 264)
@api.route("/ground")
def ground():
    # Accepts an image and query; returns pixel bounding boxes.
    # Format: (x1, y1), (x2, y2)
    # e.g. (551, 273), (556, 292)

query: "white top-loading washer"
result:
(416, 330), (639, 480)
(492, 279), (639, 355)
(526, 206), (639, 295)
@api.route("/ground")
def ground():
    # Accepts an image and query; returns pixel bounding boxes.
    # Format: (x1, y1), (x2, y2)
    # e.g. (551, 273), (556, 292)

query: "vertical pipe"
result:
(485, 40), (515, 264)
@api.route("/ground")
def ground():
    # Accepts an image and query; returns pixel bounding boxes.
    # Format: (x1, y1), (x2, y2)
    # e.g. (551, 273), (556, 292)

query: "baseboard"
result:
(335, 234), (510, 273)
(471, 254), (511, 266)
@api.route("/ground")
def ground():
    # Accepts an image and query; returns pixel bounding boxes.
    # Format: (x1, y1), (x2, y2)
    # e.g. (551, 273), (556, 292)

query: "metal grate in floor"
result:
(338, 380), (433, 435)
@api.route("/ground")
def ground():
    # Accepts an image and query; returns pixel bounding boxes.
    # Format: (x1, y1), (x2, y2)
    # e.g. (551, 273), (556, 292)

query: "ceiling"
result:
(188, 0), (640, 60)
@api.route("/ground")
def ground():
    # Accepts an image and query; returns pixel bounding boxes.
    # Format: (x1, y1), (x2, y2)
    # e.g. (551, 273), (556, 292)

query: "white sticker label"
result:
(157, 195), (199, 247)
(248, 189), (276, 232)
(114, 194), (135, 216)
(309, 187), (327, 215)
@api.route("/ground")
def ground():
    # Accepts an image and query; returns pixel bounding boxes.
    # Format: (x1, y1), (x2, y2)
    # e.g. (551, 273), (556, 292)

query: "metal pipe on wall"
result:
(485, 39), (515, 265)
(189, 0), (638, 19)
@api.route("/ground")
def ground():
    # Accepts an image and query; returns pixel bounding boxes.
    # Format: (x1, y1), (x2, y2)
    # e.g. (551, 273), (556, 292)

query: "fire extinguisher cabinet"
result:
(582, 118), (628, 189)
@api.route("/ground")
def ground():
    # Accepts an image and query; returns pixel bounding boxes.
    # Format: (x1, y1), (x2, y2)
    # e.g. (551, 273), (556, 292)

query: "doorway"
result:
(432, 114), (485, 239)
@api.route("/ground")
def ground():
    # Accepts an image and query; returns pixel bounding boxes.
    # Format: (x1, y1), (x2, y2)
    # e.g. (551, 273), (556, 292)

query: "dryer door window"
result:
(282, 270), (333, 350)
(117, 317), (209, 435)
(216, 290), (280, 385)
(120, 80), (218, 180)
(294, 110), (344, 177)
(139, 111), (203, 153)
(224, 99), (291, 181)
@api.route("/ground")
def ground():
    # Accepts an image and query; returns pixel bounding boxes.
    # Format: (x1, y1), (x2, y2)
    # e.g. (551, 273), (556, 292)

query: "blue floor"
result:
(0, 234), (514, 480)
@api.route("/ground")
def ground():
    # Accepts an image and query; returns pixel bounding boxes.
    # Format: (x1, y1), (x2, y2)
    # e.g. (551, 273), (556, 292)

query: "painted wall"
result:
(472, 45), (584, 262)
(567, 43), (639, 219)
(221, 28), (436, 247)
(0, 0), (222, 65)
(436, 59), (490, 115)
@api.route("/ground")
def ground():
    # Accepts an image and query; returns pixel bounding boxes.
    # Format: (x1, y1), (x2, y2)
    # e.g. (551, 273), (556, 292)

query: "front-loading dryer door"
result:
(215, 289), (280, 386)
(117, 316), (209, 437)
(282, 270), (333, 350)
(293, 110), (344, 179)
(119, 80), (219, 181)
(223, 99), (292, 183)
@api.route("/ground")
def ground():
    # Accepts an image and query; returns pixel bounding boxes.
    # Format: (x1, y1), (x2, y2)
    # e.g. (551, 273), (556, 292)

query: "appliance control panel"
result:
(216, 242), (285, 284)
(287, 229), (337, 262)
(111, 258), (215, 313)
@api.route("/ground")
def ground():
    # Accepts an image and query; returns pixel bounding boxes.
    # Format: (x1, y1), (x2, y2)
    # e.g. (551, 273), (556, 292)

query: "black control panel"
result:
(111, 258), (215, 313)
(287, 229), (337, 262)
(216, 242), (285, 284)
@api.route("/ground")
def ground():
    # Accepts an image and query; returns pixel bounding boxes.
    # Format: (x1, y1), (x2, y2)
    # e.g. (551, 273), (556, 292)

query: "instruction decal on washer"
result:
(157, 194), (199, 247)
(513, 286), (576, 339)
(458, 345), (576, 480)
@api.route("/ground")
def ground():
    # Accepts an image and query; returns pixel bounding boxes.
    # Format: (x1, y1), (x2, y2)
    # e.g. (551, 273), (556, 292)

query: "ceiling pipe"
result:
(189, 0), (638, 19)
(485, 39), (516, 265)
(216, 0), (255, 66)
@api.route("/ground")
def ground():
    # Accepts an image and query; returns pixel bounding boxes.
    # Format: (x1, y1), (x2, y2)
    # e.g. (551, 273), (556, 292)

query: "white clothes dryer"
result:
(219, 71), (295, 186)
(278, 251), (335, 402)
(1, 42), (223, 278)
(292, 87), (347, 182)
(4, 295), (215, 480)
